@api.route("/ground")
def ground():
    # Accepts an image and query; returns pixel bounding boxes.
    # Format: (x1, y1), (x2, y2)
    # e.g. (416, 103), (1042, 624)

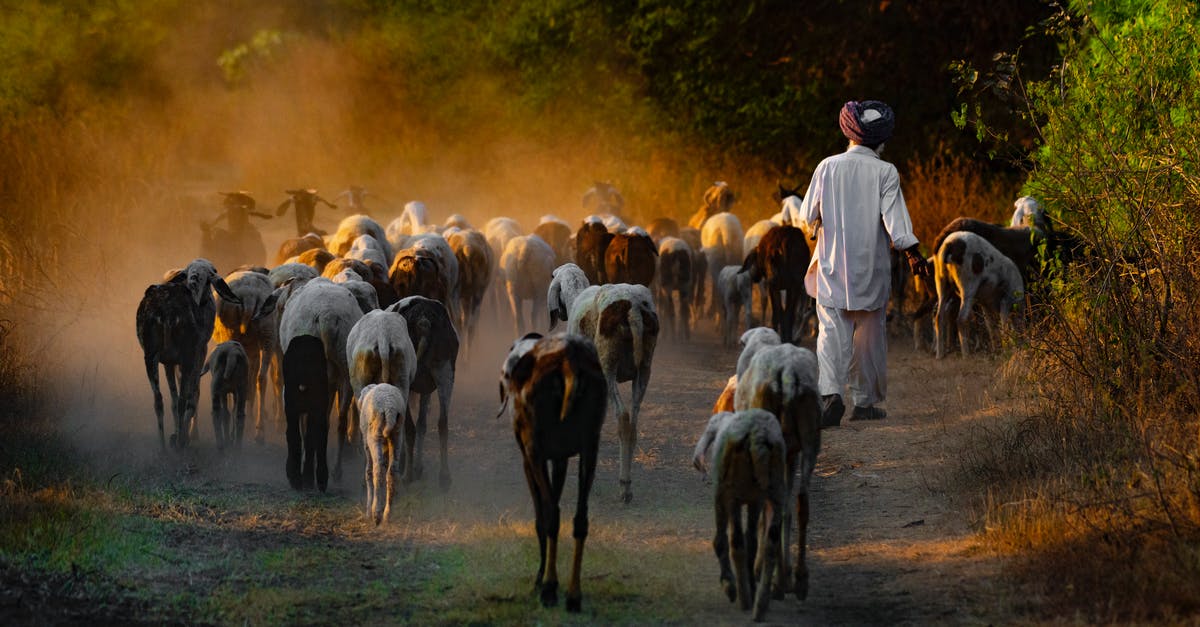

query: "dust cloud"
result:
(11, 4), (778, 487)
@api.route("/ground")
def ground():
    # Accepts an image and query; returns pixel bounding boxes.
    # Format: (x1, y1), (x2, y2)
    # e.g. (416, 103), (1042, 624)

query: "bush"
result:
(958, 1), (1200, 619)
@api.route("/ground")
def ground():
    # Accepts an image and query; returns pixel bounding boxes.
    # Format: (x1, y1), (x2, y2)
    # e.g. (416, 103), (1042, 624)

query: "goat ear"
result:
(276, 199), (292, 216)
(509, 351), (537, 387)
(213, 278), (242, 305)
(254, 290), (280, 320)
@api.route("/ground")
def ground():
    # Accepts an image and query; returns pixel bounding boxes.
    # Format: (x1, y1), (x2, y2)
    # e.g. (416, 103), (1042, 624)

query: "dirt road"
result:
(17, 306), (1020, 625)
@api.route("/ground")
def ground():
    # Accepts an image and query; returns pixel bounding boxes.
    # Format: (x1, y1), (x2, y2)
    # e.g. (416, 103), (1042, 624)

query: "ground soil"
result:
(8, 298), (1024, 625)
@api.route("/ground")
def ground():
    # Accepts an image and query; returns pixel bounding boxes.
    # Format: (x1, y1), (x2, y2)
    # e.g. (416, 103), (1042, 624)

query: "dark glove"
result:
(904, 244), (931, 277)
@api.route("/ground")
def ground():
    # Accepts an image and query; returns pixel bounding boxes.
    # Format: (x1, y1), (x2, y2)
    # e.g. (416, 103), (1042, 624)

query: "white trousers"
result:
(816, 304), (887, 407)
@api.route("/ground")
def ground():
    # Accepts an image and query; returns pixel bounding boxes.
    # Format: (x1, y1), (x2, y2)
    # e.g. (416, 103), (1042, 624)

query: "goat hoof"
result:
(619, 480), (632, 504)
(721, 579), (737, 602)
(565, 595), (582, 613)
(540, 581), (558, 607)
(794, 575), (809, 601)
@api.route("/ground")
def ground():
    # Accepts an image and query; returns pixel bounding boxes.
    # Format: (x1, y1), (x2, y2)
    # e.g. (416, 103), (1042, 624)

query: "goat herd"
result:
(135, 181), (1056, 619)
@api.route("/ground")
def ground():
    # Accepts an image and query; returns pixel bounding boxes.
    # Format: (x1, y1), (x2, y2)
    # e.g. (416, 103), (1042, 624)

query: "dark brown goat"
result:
(282, 334), (331, 491)
(604, 232), (658, 287)
(574, 221), (613, 285)
(389, 248), (445, 304)
(386, 296), (459, 490)
(136, 259), (240, 449)
(740, 226), (811, 343)
(501, 333), (607, 612)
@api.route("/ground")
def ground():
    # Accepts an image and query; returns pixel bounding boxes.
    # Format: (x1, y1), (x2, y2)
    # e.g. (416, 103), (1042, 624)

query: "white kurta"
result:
(797, 145), (918, 312)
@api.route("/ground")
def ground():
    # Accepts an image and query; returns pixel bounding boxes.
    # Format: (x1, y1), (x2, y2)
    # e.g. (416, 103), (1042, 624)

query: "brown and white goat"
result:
(934, 231), (1025, 359)
(500, 333), (607, 612)
(568, 283), (659, 504)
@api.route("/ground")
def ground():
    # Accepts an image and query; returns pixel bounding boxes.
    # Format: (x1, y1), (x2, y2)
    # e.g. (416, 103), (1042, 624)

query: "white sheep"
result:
(347, 309), (417, 398)
(328, 214), (394, 266)
(330, 270), (381, 314)
(501, 235), (556, 335)
(717, 265), (754, 347)
(200, 340), (250, 451)
(279, 277), (364, 487)
(934, 231), (1025, 359)
(693, 409), (787, 621)
(734, 343), (822, 601)
(444, 213), (473, 231)
(547, 263), (590, 330)
(484, 217), (524, 323)
(568, 283), (658, 504)
(346, 233), (389, 269)
(268, 262), (318, 288)
(735, 327), (781, 378)
(400, 200), (431, 235)
(701, 211), (745, 315)
(357, 383), (407, 525)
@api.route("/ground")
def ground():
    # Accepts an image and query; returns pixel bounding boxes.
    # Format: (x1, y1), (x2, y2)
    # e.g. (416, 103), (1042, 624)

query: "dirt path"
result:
(38, 306), (1020, 625)
(422, 320), (1018, 624)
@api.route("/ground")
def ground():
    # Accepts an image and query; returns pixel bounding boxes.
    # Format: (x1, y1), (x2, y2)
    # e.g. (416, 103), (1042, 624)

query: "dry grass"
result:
(902, 150), (1019, 252)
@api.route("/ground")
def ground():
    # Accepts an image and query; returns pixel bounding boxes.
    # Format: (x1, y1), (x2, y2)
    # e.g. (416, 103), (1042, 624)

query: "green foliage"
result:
(961, 1), (1200, 618)
(0, 0), (174, 118)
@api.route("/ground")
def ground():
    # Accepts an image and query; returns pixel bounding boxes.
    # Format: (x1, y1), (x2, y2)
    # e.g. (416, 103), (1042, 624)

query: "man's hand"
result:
(905, 245), (931, 277)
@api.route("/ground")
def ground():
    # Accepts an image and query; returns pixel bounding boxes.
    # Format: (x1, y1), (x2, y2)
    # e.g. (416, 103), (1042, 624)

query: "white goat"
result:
(717, 265), (754, 347)
(328, 214), (393, 266)
(693, 409), (787, 621)
(357, 383), (407, 525)
(279, 277), (364, 486)
(934, 231), (1025, 359)
(330, 270), (380, 314)
(547, 263), (590, 330)
(734, 343), (821, 601)
(736, 327), (781, 378)
(346, 233), (389, 269)
(568, 283), (659, 504)
(701, 212), (745, 315)
(501, 235), (556, 335)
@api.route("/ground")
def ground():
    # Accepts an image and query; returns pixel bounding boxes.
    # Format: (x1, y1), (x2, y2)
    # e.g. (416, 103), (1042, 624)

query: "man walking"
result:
(796, 100), (929, 427)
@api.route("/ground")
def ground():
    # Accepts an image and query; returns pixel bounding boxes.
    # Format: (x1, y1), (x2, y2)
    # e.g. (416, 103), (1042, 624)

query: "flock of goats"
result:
(134, 180), (1055, 619)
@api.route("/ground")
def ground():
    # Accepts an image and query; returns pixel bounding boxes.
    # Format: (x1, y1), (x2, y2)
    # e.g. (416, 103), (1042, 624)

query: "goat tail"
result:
(630, 303), (659, 369)
(559, 357), (577, 422)
(748, 429), (774, 493)
(379, 339), (392, 386)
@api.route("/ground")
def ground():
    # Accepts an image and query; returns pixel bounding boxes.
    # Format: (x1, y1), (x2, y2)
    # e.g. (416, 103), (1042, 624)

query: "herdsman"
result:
(796, 100), (930, 426)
